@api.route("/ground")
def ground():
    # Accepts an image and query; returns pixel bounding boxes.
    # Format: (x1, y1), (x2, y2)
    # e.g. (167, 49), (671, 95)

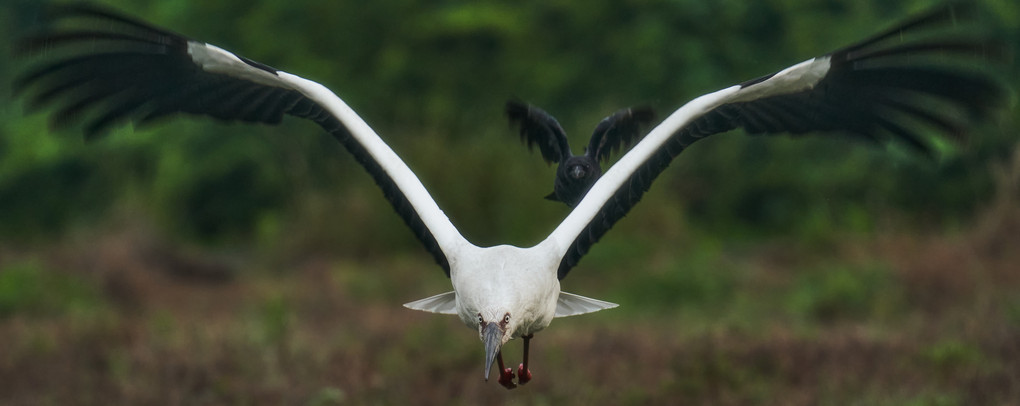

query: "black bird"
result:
(506, 101), (656, 207)
(14, 4), (1007, 390)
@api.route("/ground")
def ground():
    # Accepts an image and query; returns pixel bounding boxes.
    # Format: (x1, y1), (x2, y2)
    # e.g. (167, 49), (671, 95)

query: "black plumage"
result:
(14, 4), (452, 275)
(506, 101), (656, 207)
(554, 5), (1008, 279)
(12, 4), (1007, 285)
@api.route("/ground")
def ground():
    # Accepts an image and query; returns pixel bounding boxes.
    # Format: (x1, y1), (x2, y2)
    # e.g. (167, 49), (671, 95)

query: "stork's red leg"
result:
(517, 334), (533, 385)
(496, 351), (517, 389)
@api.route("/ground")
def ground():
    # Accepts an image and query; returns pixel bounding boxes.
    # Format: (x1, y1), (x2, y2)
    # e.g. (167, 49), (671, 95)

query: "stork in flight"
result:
(15, 4), (1006, 389)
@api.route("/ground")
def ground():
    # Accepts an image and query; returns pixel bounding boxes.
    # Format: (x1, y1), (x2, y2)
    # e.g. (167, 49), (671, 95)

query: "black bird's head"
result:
(552, 156), (602, 207)
(564, 156), (598, 180)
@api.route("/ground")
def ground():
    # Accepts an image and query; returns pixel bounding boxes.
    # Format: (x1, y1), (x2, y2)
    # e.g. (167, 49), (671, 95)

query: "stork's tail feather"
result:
(555, 292), (618, 317)
(403, 291), (458, 314)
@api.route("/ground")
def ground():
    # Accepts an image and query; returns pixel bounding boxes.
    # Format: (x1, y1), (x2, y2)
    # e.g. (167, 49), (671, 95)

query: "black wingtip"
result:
(14, 2), (194, 62)
(504, 99), (529, 124)
(588, 105), (658, 163)
(630, 105), (657, 124)
(835, 2), (981, 59)
(504, 99), (543, 153)
(504, 99), (572, 164)
(42, 2), (183, 38)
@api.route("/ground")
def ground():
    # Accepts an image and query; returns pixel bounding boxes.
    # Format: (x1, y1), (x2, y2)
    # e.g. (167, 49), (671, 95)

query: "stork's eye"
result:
(478, 314), (484, 324)
(503, 314), (511, 323)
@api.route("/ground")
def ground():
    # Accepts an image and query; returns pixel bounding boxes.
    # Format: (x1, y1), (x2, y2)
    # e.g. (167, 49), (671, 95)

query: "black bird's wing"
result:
(14, 4), (469, 276)
(586, 106), (657, 163)
(505, 100), (574, 164)
(548, 4), (1008, 280)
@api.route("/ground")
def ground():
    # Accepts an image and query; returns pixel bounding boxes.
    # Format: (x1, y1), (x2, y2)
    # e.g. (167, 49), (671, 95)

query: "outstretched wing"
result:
(505, 100), (574, 164)
(586, 106), (656, 163)
(14, 4), (468, 275)
(546, 4), (1007, 280)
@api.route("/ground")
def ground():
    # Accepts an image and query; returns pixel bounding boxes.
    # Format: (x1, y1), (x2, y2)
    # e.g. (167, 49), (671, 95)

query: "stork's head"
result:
(478, 310), (514, 381)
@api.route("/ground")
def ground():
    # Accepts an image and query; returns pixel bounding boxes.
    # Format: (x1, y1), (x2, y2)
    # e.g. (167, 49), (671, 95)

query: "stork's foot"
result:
(498, 367), (517, 389)
(517, 364), (532, 385)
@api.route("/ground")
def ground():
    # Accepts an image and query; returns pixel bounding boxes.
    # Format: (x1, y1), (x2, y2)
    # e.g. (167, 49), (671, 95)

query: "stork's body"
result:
(406, 240), (615, 387)
(16, 4), (1006, 390)
(453, 244), (560, 387)
(451, 244), (561, 334)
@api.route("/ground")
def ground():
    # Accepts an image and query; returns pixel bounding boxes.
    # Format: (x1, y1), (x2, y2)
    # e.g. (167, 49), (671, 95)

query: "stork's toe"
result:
(498, 368), (517, 389)
(517, 364), (532, 385)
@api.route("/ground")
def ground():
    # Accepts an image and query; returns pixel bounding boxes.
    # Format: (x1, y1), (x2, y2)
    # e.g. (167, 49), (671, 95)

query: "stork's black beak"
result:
(483, 322), (503, 381)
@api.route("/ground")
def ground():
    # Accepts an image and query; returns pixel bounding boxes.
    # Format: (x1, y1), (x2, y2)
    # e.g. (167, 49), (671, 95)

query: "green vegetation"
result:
(0, 0), (1017, 404)
(785, 263), (904, 322)
(0, 261), (106, 318)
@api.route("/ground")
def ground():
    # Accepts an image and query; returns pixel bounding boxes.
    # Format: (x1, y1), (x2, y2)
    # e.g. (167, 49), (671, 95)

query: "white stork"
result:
(15, 4), (1006, 389)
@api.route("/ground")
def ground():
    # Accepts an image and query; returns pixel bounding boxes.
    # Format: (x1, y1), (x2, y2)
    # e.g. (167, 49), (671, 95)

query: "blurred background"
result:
(1, 0), (1018, 404)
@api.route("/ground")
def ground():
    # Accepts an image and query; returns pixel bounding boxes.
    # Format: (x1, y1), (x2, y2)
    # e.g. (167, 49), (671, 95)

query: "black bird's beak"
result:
(570, 165), (585, 179)
(483, 322), (503, 381)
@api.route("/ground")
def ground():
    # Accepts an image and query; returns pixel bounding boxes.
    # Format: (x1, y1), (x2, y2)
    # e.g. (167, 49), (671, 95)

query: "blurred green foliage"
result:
(615, 245), (739, 310)
(0, 261), (105, 318)
(0, 0), (1017, 257)
(785, 263), (904, 322)
(254, 292), (293, 348)
(920, 339), (988, 375)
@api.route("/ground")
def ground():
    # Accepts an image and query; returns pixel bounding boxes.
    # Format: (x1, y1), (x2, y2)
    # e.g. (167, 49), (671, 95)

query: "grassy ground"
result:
(1, 205), (1018, 406)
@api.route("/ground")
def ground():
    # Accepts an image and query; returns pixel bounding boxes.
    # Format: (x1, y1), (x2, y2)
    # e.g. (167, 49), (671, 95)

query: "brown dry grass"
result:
(0, 210), (1018, 405)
